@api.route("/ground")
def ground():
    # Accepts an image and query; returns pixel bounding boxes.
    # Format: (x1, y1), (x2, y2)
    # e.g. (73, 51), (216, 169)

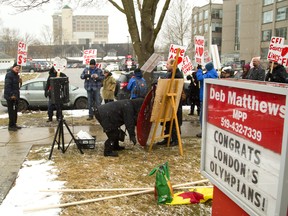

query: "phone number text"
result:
(221, 117), (262, 141)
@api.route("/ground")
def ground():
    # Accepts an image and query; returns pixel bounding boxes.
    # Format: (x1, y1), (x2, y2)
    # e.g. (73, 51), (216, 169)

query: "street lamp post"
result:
(127, 36), (130, 55)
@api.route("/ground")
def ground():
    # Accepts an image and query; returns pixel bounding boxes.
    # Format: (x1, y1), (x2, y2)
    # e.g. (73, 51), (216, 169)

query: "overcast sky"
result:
(0, 0), (222, 44)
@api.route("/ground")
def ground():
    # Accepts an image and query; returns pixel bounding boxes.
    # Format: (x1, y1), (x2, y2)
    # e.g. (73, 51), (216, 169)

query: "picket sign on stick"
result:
(40, 179), (210, 193)
(25, 179), (209, 212)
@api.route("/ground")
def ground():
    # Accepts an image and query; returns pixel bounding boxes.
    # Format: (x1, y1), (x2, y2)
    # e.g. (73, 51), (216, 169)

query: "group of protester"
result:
(4, 57), (287, 157)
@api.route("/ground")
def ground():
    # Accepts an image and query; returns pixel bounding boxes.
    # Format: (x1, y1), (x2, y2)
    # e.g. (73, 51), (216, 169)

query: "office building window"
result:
(204, 10), (209, 20)
(204, 23), (209, 33)
(199, 12), (203, 21)
(276, 7), (288, 21)
(262, 30), (272, 41)
(212, 23), (222, 32)
(199, 25), (203, 34)
(211, 9), (223, 19)
(263, 0), (274, 5)
(193, 14), (197, 23)
(275, 27), (287, 39)
(261, 48), (269, 59)
(194, 26), (197, 34)
(263, 10), (273, 23)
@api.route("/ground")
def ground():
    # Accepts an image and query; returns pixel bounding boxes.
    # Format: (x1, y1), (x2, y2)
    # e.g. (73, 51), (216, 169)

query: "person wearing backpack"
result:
(127, 68), (148, 99)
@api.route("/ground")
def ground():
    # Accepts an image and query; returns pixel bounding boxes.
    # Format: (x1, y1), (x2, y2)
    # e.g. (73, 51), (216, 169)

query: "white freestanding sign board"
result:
(201, 79), (288, 216)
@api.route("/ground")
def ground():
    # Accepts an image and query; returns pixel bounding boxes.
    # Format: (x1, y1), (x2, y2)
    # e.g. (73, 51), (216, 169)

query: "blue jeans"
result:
(87, 88), (102, 117)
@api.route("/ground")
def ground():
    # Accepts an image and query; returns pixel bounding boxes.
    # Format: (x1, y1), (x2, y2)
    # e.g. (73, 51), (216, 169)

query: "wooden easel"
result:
(149, 49), (184, 156)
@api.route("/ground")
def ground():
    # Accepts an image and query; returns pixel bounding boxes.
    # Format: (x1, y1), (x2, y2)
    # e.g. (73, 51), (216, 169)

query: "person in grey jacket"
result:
(244, 58), (265, 81)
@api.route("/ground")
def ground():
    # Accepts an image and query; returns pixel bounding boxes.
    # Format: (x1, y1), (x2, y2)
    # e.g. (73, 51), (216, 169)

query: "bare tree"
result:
(156, 0), (192, 58)
(41, 24), (53, 45)
(0, 0), (172, 68)
(0, 28), (21, 58)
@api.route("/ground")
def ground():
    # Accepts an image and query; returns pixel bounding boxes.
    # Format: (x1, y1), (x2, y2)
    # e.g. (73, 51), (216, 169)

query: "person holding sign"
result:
(80, 59), (104, 120)
(196, 62), (218, 138)
(4, 63), (22, 131)
(244, 57), (265, 81)
(265, 61), (288, 83)
(156, 59), (183, 146)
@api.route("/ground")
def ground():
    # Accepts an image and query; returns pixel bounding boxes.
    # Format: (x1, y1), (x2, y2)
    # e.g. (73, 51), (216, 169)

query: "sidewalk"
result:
(0, 121), (199, 204)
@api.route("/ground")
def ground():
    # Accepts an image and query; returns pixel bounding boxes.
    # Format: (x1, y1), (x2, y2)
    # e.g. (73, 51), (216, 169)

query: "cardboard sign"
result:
(211, 44), (221, 70)
(201, 79), (288, 216)
(167, 44), (186, 69)
(267, 36), (285, 64)
(181, 56), (193, 74)
(83, 49), (97, 65)
(17, 41), (28, 66)
(194, 36), (205, 65)
(141, 53), (162, 73)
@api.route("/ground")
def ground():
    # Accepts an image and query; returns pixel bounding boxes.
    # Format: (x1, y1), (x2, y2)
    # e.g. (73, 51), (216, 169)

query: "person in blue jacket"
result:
(127, 68), (147, 99)
(196, 62), (218, 138)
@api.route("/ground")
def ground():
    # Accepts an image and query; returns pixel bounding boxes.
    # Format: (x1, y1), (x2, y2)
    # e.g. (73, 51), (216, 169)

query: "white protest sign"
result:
(168, 44), (186, 69)
(53, 57), (67, 73)
(194, 36), (205, 65)
(181, 56), (193, 74)
(83, 49), (97, 65)
(204, 50), (211, 63)
(267, 36), (285, 64)
(17, 41), (28, 66)
(211, 44), (221, 70)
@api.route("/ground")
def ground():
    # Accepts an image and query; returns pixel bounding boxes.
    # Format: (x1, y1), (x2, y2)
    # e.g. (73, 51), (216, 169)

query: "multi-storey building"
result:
(191, 3), (223, 62)
(192, 0), (288, 66)
(222, 0), (287, 65)
(52, 5), (109, 45)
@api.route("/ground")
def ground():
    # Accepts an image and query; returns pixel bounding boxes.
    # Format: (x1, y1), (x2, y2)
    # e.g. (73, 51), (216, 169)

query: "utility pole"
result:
(209, 0), (212, 54)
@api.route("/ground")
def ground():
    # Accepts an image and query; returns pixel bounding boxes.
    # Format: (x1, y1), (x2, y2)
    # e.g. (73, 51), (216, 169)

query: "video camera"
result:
(50, 77), (70, 105)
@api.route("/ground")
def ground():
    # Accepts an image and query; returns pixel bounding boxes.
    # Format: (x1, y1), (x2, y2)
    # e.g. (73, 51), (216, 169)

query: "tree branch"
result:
(108, 0), (125, 13)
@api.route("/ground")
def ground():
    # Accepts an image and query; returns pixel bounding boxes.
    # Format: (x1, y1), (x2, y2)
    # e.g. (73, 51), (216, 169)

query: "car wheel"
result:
(18, 99), (28, 112)
(74, 97), (88, 109)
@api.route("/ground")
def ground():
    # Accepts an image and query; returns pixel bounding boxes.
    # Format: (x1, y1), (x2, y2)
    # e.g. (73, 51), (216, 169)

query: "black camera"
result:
(50, 77), (70, 104)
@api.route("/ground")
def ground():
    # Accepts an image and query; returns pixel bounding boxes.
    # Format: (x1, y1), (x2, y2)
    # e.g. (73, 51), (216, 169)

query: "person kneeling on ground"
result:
(94, 98), (144, 157)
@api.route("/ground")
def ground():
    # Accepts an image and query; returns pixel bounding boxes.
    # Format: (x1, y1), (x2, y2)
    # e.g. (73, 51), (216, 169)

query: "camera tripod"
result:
(49, 110), (84, 160)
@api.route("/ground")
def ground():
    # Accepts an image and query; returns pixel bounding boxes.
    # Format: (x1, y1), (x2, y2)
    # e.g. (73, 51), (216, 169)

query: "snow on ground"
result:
(0, 158), (65, 216)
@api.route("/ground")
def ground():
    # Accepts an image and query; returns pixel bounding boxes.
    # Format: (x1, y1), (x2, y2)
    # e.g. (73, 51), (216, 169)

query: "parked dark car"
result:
(1, 78), (88, 111)
(20, 61), (40, 72)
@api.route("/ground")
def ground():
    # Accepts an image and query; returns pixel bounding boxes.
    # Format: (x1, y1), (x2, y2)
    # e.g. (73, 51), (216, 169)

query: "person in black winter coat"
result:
(4, 63), (22, 131)
(156, 58), (183, 147)
(94, 98), (144, 157)
(187, 72), (200, 116)
(265, 61), (288, 83)
(44, 66), (67, 122)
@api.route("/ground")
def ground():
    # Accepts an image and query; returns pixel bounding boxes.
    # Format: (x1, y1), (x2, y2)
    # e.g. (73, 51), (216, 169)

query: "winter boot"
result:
(113, 140), (125, 151)
(104, 140), (119, 157)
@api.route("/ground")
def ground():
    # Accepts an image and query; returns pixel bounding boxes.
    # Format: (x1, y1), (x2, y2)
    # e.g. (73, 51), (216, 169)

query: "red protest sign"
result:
(83, 49), (97, 65)
(17, 41), (28, 66)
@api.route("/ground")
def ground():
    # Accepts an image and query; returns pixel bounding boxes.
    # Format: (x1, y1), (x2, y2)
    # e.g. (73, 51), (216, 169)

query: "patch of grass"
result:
(28, 138), (212, 215)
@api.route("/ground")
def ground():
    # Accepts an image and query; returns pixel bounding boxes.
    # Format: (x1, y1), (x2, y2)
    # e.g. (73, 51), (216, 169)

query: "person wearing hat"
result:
(196, 62), (218, 138)
(102, 69), (117, 103)
(265, 61), (288, 83)
(4, 62), (22, 131)
(80, 59), (104, 120)
(127, 68), (148, 99)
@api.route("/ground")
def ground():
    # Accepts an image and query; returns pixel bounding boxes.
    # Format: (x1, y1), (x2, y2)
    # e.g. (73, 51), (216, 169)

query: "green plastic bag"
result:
(149, 162), (173, 204)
